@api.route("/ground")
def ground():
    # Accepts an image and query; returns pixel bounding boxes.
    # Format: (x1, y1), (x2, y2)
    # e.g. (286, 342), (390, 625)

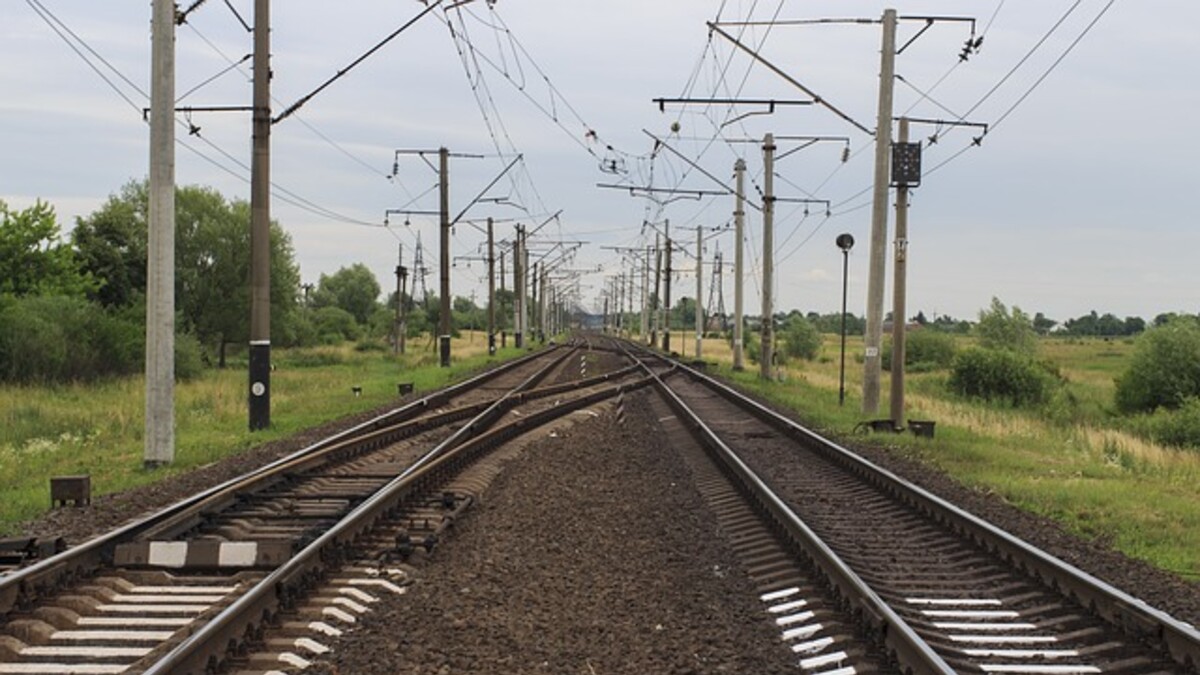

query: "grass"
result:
(643, 328), (1200, 581)
(0, 331), (524, 534)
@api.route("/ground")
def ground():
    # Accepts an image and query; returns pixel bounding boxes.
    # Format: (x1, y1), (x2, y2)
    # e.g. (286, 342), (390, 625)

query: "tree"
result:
(71, 181), (148, 307)
(671, 296), (697, 330)
(0, 199), (95, 298)
(976, 297), (1037, 355)
(73, 181), (302, 364)
(311, 263), (380, 325)
(1033, 312), (1057, 335)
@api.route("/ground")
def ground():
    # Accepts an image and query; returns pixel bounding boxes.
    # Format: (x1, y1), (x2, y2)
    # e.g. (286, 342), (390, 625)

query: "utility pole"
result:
(539, 264), (548, 341)
(641, 245), (650, 341)
(652, 236), (662, 347)
(662, 219), (672, 353)
(487, 218), (496, 355)
(394, 243), (404, 356)
(399, 258), (409, 356)
(145, 0), (175, 465)
(438, 147), (451, 367)
(733, 158), (746, 371)
(695, 224), (703, 359)
(863, 7), (898, 414)
(499, 249), (507, 348)
(761, 133), (776, 380)
(513, 227), (522, 347)
(890, 117), (912, 427)
(248, 0), (272, 431)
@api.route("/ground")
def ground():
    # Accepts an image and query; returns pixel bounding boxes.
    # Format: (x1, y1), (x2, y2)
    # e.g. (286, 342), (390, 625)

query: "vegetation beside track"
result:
(659, 329), (1200, 582)
(0, 332), (525, 534)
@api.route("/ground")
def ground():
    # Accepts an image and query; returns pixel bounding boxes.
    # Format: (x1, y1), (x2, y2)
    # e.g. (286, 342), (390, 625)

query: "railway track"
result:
(0, 341), (650, 674)
(634, 344), (1200, 674)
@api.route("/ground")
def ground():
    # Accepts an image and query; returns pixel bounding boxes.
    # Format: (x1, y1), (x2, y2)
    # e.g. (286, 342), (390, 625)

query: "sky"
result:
(1, 1), (1197, 324)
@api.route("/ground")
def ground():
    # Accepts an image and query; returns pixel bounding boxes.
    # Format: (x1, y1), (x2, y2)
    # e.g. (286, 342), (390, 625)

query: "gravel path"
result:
(309, 390), (798, 675)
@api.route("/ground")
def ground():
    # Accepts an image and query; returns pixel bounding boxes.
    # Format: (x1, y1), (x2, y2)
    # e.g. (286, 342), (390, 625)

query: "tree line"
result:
(0, 180), (504, 384)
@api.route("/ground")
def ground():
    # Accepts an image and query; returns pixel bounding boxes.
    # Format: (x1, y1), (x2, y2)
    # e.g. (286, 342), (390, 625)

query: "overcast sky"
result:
(2, 1), (1197, 323)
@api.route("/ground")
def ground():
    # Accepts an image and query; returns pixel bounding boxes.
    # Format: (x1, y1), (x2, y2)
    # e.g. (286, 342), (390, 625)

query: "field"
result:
(655, 328), (1200, 581)
(0, 332), (521, 533)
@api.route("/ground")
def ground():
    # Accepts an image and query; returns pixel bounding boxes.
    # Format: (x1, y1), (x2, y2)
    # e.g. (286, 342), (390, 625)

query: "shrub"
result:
(1114, 318), (1200, 414)
(1126, 398), (1200, 450)
(780, 314), (822, 362)
(174, 331), (206, 381)
(883, 329), (957, 371)
(0, 295), (142, 383)
(947, 347), (1057, 407)
(312, 306), (360, 344)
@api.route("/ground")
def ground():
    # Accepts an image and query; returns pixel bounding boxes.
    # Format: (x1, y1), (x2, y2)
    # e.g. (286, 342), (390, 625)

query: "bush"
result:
(780, 314), (822, 362)
(174, 331), (206, 381)
(0, 295), (142, 383)
(1114, 318), (1200, 414)
(947, 347), (1057, 407)
(312, 306), (360, 344)
(883, 329), (957, 371)
(1126, 398), (1200, 450)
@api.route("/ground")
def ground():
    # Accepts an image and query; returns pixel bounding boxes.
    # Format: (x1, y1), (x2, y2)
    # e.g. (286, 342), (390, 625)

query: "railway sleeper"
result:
(113, 540), (294, 571)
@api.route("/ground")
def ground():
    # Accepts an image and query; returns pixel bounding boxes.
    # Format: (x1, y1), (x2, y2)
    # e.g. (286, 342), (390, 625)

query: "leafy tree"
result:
(0, 199), (95, 298)
(1114, 317), (1200, 413)
(671, 296), (698, 330)
(780, 313), (822, 362)
(311, 263), (380, 325)
(71, 182), (148, 307)
(1033, 312), (1057, 335)
(976, 297), (1037, 355)
(1124, 316), (1146, 335)
(73, 181), (302, 364)
(930, 314), (972, 334)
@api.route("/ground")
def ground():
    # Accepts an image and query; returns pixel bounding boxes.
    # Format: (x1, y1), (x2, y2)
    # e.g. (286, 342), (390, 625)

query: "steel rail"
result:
(668, 352), (1200, 670)
(0, 345), (557, 615)
(627, 347), (954, 673)
(143, 361), (649, 673)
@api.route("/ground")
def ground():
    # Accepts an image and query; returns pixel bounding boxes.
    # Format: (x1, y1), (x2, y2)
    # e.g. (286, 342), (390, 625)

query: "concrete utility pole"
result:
(487, 218), (496, 355)
(513, 226), (523, 347)
(641, 245), (650, 340)
(145, 0), (175, 466)
(438, 147), (451, 367)
(539, 265), (548, 341)
(733, 158), (746, 371)
(662, 219), (672, 353)
(761, 133), (776, 380)
(652, 237), (662, 346)
(500, 249), (507, 347)
(248, 0), (272, 431)
(695, 225), (703, 359)
(863, 7), (898, 414)
(399, 258), (409, 356)
(890, 117), (911, 427)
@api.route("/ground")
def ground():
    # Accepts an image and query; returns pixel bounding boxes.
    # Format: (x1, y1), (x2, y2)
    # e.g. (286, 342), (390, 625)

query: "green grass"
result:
(0, 333), (524, 534)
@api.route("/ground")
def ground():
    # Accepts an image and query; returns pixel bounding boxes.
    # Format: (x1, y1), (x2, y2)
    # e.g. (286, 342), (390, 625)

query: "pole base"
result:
(439, 335), (451, 367)
(249, 342), (271, 431)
